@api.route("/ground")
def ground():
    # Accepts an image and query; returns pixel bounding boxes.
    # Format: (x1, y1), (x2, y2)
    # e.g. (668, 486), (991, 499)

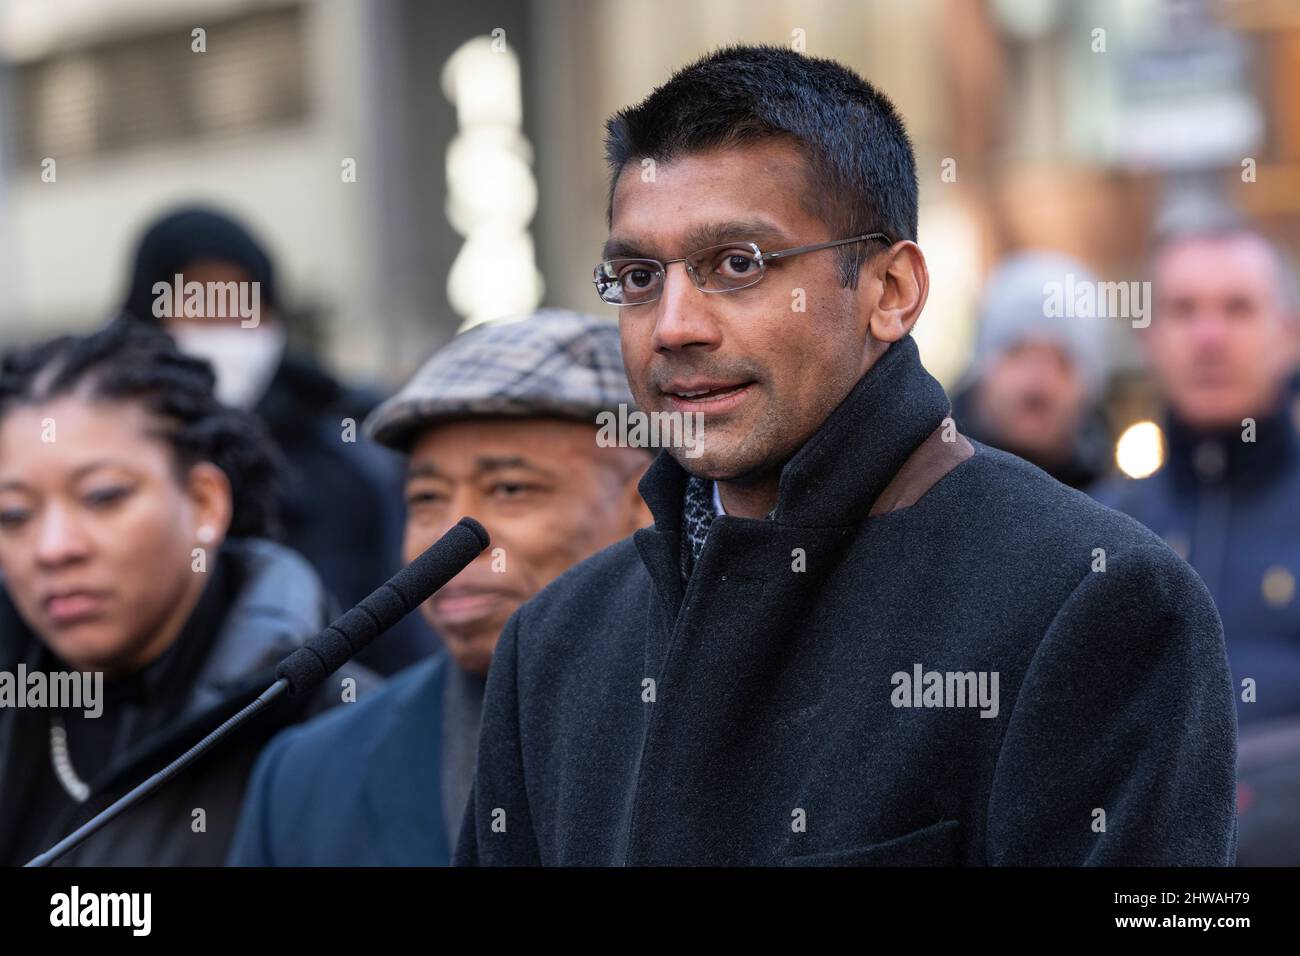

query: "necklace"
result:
(49, 715), (91, 803)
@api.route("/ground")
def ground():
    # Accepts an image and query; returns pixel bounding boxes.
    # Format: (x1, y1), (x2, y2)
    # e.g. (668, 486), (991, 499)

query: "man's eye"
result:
(1224, 298), (1253, 320)
(84, 487), (129, 509)
(715, 250), (757, 278)
(406, 491), (444, 507)
(621, 267), (656, 290)
(490, 482), (541, 500)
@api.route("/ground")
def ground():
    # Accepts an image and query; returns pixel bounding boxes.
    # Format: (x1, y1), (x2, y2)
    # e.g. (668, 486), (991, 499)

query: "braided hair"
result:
(0, 317), (282, 539)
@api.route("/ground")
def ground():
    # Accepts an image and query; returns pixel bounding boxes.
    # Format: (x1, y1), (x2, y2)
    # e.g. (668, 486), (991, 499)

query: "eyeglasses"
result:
(592, 233), (893, 306)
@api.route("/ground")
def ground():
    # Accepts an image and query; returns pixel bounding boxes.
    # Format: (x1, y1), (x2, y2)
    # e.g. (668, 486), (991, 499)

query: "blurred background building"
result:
(0, 0), (1297, 450)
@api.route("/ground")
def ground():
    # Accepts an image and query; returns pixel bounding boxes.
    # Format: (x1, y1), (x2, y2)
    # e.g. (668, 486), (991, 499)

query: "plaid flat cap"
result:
(365, 309), (635, 450)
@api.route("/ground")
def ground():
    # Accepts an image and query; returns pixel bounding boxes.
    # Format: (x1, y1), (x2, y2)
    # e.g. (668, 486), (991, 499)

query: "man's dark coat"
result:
(455, 335), (1238, 866)
(226, 652), (456, 866)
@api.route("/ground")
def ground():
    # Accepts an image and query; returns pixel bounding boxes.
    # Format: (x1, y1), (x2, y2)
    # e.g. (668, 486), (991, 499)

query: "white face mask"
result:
(169, 322), (287, 409)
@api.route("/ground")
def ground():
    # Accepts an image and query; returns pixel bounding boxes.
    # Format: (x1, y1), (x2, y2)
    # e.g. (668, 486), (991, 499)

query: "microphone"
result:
(25, 517), (489, 867)
(276, 516), (489, 698)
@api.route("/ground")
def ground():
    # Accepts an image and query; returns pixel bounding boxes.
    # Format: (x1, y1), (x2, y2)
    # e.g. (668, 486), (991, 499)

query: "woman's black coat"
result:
(0, 539), (375, 866)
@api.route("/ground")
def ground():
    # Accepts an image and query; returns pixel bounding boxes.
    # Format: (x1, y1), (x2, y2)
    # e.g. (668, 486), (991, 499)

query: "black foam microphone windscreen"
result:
(275, 516), (489, 696)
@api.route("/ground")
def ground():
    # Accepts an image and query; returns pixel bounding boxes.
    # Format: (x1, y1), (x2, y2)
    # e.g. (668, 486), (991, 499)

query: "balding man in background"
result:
(1093, 223), (1300, 728)
(1093, 223), (1300, 867)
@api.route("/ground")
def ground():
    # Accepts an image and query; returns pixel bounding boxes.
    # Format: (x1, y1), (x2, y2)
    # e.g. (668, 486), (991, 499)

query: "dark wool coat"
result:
(455, 335), (1238, 866)
(227, 651), (461, 867)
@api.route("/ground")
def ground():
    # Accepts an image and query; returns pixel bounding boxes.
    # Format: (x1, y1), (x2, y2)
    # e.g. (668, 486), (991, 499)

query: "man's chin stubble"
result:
(671, 441), (783, 487)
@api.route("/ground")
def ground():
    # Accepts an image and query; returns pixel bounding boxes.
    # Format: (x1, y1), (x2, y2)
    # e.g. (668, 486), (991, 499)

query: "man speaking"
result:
(456, 45), (1237, 866)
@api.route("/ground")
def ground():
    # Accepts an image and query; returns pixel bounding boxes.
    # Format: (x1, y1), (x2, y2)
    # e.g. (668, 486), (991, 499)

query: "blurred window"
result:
(12, 5), (308, 165)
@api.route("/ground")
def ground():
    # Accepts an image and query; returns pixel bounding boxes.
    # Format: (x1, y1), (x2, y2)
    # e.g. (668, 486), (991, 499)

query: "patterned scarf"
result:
(680, 475), (716, 582)
(679, 475), (775, 582)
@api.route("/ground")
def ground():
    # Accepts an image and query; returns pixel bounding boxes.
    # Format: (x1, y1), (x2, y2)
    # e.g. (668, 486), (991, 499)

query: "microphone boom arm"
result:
(26, 679), (290, 867)
(25, 516), (489, 867)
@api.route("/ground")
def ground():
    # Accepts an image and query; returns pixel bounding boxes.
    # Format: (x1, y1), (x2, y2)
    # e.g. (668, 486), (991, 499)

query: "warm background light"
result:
(1115, 420), (1165, 479)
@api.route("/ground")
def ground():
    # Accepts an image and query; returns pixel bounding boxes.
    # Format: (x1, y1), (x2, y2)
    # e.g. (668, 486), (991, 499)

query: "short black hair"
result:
(604, 44), (918, 287)
(0, 317), (283, 539)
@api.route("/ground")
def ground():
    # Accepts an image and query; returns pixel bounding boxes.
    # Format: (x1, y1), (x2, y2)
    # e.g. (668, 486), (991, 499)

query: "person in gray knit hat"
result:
(950, 252), (1112, 488)
(227, 308), (652, 866)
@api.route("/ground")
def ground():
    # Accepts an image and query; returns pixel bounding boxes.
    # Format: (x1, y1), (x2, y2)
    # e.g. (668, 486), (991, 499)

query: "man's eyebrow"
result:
(681, 219), (789, 252)
(406, 456), (552, 481)
(601, 236), (655, 261)
(406, 461), (447, 482)
(602, 218), (790, 262)
(71, 460), (129, 480)
(474, 455), (551, 476)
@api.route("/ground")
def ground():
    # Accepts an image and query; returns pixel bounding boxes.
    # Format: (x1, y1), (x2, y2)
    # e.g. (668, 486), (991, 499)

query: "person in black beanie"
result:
(119, 205), (435, 676)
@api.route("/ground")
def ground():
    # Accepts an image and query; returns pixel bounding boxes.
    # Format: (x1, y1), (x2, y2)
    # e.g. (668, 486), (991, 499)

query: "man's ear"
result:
(185, 461), (233, 545)
(862, 240), (929, 345)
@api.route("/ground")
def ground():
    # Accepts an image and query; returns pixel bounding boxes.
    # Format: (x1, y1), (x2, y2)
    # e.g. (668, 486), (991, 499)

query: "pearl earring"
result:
(197, 526), (216, 545)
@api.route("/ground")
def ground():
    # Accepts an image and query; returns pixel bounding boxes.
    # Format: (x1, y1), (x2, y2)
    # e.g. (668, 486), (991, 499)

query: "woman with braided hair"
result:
(0, 318), (376, 866)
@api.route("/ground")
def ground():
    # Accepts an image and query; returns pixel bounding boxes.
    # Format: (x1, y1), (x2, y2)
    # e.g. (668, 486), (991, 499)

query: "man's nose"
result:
(1189, 311), (1231, 351)
(1024, 353), (1066, 390)
(650, 261), (721, 353)
(34, 505), (92, 568)
(431, 491), (492, 560)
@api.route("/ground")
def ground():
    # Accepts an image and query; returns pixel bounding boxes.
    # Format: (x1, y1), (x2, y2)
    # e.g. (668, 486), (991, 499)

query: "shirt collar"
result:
(711, 480), (726, 516)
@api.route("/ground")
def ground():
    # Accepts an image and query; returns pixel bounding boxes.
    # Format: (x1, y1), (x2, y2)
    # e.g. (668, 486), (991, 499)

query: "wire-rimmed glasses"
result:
(593, 232), (893, 306)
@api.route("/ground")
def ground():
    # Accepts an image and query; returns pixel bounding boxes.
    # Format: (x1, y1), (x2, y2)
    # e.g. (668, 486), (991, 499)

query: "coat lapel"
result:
(633, 448), (691, 679)
(359, 654), (450, 865)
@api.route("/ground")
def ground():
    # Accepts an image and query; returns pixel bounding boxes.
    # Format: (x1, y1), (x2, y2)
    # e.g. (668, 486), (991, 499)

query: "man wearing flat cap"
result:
(226, 309), (652, 865)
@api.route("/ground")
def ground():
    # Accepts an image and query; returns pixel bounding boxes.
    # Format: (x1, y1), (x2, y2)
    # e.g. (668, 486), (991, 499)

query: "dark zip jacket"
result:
(1091, 401), (1300, 727)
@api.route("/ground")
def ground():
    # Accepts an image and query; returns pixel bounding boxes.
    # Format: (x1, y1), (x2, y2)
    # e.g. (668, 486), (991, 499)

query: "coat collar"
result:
(1162, 396), (1297, 492)
(634, 334), (952, 612)
(181, 537), (332, 716)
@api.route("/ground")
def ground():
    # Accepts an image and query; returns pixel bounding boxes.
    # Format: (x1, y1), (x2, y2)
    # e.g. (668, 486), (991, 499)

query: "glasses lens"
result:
(689, 243), (764, 292)
(595, 260), (662, 305)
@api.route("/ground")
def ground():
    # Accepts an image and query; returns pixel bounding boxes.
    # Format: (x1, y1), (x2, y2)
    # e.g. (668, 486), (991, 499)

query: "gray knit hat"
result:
(967, 252), (1108, 397)
(364, 309), (634, 450)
